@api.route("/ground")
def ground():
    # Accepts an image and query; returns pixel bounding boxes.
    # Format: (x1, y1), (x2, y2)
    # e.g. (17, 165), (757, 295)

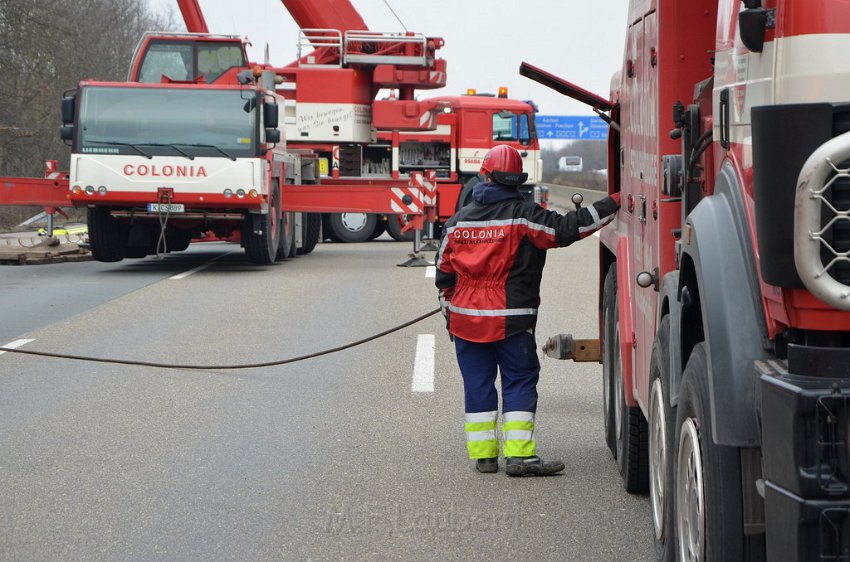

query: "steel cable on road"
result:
(0, 308), (441, 371)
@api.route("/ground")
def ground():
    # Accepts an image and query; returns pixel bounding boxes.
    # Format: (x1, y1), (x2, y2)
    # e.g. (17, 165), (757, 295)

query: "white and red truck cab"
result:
(64, 77), (315, 264)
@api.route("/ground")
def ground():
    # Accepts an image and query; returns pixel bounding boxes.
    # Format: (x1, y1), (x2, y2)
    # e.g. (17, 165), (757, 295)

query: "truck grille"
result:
(818, 162), (850, 285)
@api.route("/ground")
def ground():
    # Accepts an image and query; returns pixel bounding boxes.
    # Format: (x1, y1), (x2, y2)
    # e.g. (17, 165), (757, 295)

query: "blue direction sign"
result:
(535, 115), (609, 141)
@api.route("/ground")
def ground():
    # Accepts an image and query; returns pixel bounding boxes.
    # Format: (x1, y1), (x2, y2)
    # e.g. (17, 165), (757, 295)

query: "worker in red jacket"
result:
(435, 144), (620, 476)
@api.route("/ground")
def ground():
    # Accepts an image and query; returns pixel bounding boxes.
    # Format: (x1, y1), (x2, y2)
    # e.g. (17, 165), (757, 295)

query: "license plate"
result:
(147, 203), (185, 213)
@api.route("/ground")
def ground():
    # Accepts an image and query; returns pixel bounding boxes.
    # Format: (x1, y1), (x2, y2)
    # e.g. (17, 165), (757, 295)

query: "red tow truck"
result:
(526, 0), (850, 559)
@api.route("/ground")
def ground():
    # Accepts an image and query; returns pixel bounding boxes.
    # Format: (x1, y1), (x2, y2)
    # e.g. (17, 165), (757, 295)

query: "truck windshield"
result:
(136, 40), (246, 84)
(77, 86), (258, 158)
(492, 111), (535, 146)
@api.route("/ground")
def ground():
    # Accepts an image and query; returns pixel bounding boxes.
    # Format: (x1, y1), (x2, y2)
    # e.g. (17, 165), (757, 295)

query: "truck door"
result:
(633, 11), (659, 405)
(621, 11), (658, 407)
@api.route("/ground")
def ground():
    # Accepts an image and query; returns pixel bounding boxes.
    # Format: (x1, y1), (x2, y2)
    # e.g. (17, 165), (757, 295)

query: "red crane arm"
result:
(176, 0), (210, 33)
(280, 0), (368, 32)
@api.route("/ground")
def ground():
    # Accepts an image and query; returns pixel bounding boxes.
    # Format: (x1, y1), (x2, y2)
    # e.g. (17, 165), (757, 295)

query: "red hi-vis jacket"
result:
(435, 183), (619, 343)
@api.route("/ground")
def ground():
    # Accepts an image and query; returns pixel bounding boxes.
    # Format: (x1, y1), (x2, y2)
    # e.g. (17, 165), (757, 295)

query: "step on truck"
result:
(524, 0), (850, 559)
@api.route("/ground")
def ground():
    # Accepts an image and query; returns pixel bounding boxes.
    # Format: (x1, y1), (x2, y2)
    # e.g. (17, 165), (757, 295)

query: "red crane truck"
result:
(178, 0), (544, 243)
(525, 0), (850, 559)
(0, 0), (443, 262)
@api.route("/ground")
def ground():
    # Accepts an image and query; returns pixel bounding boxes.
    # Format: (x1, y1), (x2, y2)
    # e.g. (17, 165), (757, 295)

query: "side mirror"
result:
(61, 93), (76, 124)
(60, 126), (74, 141)
(739, 8), (768, 53)
(265, 128), (281, 144)
(263, 101), (279, 129)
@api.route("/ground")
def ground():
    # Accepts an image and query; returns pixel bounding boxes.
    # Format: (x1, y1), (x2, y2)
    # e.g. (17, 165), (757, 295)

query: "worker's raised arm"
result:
(524, 192), (620, 250)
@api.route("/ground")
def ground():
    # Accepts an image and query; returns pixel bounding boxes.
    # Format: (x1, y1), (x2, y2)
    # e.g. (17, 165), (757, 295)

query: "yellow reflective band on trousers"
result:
(465, 411), (498, 459)
(502, 411), (536, 457)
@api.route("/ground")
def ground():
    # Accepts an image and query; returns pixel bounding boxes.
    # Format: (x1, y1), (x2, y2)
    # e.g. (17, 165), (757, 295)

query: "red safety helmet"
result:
(480, 144), (528, 186)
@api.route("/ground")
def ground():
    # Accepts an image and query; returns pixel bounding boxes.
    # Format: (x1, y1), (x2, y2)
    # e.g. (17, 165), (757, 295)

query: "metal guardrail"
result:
(297, 28), (343, 67)
(343, 30), (427, 67)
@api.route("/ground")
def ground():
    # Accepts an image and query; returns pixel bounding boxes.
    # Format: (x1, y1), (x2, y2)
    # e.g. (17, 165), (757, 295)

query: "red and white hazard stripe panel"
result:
(421, 170), (437, 207)
(389, 187), (422, 214)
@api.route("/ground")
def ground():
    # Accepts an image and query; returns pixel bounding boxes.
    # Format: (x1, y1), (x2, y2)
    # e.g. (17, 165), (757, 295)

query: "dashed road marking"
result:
(170, 251), (236, 280)
(0, 339), (35, 356)
(425, 266), (436, 278)
(412, 334), (435, 393)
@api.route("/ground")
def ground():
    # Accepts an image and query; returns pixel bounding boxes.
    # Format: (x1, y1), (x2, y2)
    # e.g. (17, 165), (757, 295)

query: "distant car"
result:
(558, 156), (583, 172)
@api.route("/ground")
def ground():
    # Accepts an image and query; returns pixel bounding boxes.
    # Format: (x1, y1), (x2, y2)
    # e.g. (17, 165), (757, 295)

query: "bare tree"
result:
(0, 0), (176, 228)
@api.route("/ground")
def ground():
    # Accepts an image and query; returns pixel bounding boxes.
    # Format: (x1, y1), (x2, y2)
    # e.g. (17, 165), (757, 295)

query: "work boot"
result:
(505, 456), (565, 477)
(475, 457), (499, 473)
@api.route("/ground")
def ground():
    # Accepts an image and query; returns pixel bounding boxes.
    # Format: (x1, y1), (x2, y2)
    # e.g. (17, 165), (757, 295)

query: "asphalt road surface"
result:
(0, 225), (652, 560)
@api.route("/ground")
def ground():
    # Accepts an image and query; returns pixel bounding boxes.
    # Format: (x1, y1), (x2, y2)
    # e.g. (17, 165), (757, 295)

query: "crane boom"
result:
(280, 0), (368, 32)
(176, 0), (209, 33)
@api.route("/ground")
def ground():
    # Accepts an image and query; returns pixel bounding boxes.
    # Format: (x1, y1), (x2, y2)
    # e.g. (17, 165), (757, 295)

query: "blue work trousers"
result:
(454, 330), (540, 414)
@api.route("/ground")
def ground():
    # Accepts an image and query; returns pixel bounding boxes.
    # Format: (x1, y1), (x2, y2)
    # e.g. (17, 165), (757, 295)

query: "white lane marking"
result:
(0, 339), (35, 356)
(170, 251), (236, 280)
(425, 266), (436, 278)
(412, 334), (435, 393)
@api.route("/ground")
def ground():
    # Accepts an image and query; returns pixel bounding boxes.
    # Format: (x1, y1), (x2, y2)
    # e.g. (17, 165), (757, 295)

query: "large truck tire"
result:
(87, 206), (126, 263)
(602, 265), (618, 458)
(166, 228), (192, 252)
(649, 317), (676, 561)
(326, 212), (377, 243)
(275, 210), (296, 261)
(675, 342), (745, 561)
(322, 214), (338, 242)
(386, 214), (415, 242)
(297, 213), (321, 255)
(244, 185), (281, 264)
(616, 287), (649, 492)
(369, 217), (387, 240)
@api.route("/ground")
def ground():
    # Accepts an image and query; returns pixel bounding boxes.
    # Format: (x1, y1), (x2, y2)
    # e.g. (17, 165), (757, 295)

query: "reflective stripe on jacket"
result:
(435, 183), (618, 343)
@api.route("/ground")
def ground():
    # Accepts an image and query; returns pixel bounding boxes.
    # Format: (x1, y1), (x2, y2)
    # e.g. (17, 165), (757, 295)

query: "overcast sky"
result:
(147, 0), (629, 120)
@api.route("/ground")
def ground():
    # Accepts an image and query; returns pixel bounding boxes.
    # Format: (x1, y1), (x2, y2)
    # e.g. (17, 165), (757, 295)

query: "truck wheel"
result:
(386, 214), (415, 242)
(616, 303), (649, 492)
(322, 214), (337, 242)
(166, 229), (192, 252)
(297, 213), (321, 255)
(327, 212), (377, 243)
(244, 184), (281, 264)
(369, 216), (387, 240)
(275, 210), (296, 261)
(87, 207), (126, 262)
(649, 317), (676, 561)
(602, 264), (618, 458)
(675, 342), (744, 562)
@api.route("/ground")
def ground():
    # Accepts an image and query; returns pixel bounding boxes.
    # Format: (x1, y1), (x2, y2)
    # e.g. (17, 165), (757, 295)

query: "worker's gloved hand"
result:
(609, 192), (622, 208)
(441, 306), (453, 341)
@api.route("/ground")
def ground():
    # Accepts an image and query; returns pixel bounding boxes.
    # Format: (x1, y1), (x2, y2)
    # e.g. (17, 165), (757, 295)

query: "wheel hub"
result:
(677, 417), (704, 562)
(649, 378), (667, 541)
(340, 213), (368, 232)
